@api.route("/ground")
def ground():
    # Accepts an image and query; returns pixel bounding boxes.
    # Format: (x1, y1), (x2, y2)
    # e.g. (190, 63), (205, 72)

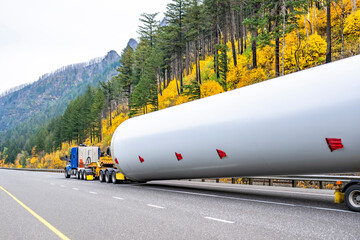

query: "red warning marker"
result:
(326, 138), (344, 152)
(139, 156), (144, 163)
(114, 158), (119, 164)
(216, 149), (227, 159)
(175, 152), (183, 161)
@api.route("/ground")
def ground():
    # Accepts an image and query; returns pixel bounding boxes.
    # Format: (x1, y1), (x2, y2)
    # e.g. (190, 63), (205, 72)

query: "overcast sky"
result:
(0, 0), (170, 95)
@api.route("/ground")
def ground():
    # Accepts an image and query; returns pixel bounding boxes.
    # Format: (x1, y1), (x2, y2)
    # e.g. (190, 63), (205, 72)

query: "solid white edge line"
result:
(204, 217), (234, 224)
(89, 191), (97, 194)
(147, 204), (165, 209)
(113, 197), (124, 200)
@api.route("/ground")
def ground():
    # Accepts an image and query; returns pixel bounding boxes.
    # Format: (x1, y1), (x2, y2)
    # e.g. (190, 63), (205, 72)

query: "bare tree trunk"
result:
(240, 2), (244, 54)
(341, 1), (344, 58)
(244, 26), (247, 51)
(197, 37), (202, 84)
(235, 9), (240, 54)
(275, 37), (280, 77)
(252, 30), (257, 68)
(351, 0), (356, 12)
(227, 0), (237, 66)
(223, 2), (228, 45)
(307, 1), (313, 34)
(315, 3), (319, 32)
(186, 41), (190, 75)
(282, 0), (286, 76)
(304, 14), (309, 42)
(326, 0), (332, 63)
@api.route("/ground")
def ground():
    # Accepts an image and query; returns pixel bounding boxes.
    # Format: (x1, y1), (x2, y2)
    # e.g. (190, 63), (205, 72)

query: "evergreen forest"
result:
(1, 0), (360, 169)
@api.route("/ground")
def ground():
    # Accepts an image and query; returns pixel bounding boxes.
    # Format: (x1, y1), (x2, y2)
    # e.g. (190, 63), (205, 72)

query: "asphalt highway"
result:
(0, 169), (358, 240)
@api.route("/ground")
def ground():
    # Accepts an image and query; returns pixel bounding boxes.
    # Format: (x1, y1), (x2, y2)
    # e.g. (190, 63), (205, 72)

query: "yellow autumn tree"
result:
(344, 9), (360, 38)
(200, 80), (224, 98)
(237, 68), (267, 89)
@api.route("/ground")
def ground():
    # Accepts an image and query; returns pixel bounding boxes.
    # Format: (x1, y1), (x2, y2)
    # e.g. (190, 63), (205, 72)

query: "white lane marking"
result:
(161, 181), (334, 197)
(299, 205), (354, 213)
(60, 185), (66, 188)
(72, 188), (79, 191)
(204, 217), (234, 224)
(146, 187), (295, 207)
(113, 197), (124, 200)
(147, 204), (165, 209)
(144, 187), (358, 214)
(89, 191), (97, 194)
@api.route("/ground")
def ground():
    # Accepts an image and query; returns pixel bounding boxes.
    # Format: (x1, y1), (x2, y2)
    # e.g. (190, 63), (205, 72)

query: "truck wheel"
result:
(81, 170), (85, 180)
(99, 171), (105, 182)
(112, 172), (117, 184)
(345, 184), (360, 212)
(77, 171), (81, 179)
(64, 169), (70, 178)
(105, 171), (112, 183)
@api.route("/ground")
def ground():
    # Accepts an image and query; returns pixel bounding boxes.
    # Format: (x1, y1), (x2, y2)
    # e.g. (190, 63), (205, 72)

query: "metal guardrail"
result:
(253, 175), (360, 182)
(200, 174), (360, 189)
(0, 167), (64, 173)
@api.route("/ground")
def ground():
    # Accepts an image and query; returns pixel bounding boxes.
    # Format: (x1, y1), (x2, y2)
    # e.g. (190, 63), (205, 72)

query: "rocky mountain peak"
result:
(127, 38), (138, 50)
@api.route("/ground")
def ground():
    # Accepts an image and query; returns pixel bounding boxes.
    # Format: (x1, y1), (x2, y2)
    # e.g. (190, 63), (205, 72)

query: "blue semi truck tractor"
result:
(64, 145), (125, 183)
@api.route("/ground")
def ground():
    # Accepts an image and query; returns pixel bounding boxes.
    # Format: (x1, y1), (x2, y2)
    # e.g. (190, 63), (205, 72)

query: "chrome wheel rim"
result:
(349, 190), (360, 207)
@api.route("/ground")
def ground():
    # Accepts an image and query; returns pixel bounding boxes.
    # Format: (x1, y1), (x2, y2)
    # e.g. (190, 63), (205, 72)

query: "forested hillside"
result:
(0, 50), (121, 163)
(1, 0), (360, 169)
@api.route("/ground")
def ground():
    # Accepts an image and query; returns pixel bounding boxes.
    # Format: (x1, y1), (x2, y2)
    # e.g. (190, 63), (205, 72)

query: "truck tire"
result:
(345, 184), (360, 212)
(105, 171), (112, 183)
(81, 170), (85, 180)
(64, 169), (70, 178)
(99, 171), (105, 182)
(77, 171), (81, 179)
(112, 171), (117, 184)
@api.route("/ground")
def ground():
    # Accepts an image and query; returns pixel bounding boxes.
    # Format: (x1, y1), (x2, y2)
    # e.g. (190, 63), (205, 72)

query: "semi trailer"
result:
(65, 55), (360, 211)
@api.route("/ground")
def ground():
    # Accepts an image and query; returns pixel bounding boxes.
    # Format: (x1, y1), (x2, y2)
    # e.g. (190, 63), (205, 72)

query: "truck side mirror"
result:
(106, 147), (111, 156)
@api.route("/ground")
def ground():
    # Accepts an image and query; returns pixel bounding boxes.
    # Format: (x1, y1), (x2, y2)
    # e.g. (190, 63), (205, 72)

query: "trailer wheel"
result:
(99, 171), (105, 182)
(112, 171), (117, 184)
(77, 171), (81, 179)
(105, 171), (112, 183)
(64, 169), (70, 178)
(345, 184), (360, 212)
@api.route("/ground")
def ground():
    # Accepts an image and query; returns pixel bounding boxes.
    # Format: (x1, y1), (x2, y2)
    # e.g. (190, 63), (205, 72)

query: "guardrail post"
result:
(231, 178), (236, 184)
(269, 179), (273, 186)
(319, 181), (324, 189)
(292, 180), (296, 188)
(249, 178), (253, 185)
(216, 178), (219, 183)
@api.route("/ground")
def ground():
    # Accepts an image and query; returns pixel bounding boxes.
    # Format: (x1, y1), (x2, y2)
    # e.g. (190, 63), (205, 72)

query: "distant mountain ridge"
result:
(0, 50), (121, 133)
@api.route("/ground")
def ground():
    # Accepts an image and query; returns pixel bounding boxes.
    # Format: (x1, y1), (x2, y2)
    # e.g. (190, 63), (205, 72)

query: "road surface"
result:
(0, 169), (358, 240)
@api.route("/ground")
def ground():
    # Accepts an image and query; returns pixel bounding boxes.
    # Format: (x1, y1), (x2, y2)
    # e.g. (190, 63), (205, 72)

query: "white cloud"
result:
(0, 0), (169, 94)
